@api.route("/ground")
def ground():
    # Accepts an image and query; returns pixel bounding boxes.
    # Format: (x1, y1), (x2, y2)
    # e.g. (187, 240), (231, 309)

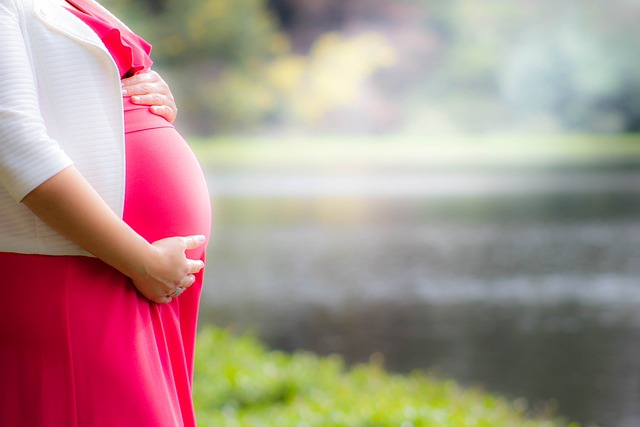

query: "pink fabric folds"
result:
(65, 0), (153, 78)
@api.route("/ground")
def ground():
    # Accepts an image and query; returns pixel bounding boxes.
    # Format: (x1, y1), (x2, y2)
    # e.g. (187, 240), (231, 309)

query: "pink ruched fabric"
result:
(0, 1), (211, 426)
(65, 0), (153, 78)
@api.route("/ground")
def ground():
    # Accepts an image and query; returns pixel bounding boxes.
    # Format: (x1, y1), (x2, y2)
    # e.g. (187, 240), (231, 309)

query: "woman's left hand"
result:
(121, 70), (178, 123)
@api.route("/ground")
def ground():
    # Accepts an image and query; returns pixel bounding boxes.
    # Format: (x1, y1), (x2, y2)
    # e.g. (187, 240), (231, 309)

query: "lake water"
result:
(199, 167), (640, 427)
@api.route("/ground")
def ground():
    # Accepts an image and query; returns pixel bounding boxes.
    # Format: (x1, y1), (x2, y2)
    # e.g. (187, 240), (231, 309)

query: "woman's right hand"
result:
(22, 166), (207, 305)
(131, 235), (206, 304)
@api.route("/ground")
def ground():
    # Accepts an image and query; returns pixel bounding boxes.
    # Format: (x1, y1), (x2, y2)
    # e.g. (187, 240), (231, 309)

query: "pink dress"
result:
(0, 2), (211, 426)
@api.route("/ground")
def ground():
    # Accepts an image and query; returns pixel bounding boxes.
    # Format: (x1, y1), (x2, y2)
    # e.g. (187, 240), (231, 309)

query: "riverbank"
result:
(194, 133), (640, 200)
(189, 133), (640, 172)
(193, 327), (580, 427)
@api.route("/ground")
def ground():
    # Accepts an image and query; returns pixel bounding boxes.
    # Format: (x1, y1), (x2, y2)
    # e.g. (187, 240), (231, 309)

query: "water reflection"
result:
(200, 170), (640, 427)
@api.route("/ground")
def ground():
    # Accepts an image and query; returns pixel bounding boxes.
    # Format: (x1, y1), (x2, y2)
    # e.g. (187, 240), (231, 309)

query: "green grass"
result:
(188, 134), (640, 171)
(193, 328), (580, 427)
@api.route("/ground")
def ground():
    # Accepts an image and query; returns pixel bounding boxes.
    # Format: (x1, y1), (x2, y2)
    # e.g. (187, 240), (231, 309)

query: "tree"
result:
(103, 0), (288, 134)
(407, 0), (640, 133)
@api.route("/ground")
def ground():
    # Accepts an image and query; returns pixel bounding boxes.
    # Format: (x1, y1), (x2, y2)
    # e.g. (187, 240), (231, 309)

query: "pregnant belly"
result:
(122, 100), (211, 255)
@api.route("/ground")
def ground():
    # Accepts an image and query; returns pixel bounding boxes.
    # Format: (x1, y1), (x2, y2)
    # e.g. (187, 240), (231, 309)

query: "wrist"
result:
(117, 237), (157, 283)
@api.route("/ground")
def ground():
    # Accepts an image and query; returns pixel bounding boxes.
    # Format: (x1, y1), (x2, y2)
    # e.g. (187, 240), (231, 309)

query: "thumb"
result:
(183, 235), (206, 250)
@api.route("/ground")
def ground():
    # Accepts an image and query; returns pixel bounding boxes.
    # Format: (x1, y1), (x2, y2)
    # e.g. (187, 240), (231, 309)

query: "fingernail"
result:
(196, 235), (206, 243)
(121, 89), (128, 96)
(132, 95), (140, 102)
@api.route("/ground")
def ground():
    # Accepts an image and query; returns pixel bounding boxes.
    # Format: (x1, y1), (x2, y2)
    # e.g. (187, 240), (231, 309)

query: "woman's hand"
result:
(22, 166), (205, 305)
(121, 70), (178, 123)
(131, 235), (206, 304)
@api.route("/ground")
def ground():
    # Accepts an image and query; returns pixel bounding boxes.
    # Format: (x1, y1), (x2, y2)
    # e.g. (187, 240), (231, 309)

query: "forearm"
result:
(21, 166), (151, 280)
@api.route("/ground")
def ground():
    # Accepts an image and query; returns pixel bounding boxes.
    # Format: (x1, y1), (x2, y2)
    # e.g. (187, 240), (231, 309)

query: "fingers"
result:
(187, 258), (205, 274)
(128, 91), (174, 109)
(128, 91), (177, 122)
(149, 105), (177, 123)
(164, 250), (204, 303)
(180, 274), (196, 288)
(145, 274), (196, 304)
(130, 92), (167, 105)
(181, 236), (206, 276)
(121, 69), (162, 89)
(123, 82), (163, 97)
(122, 80), (166, 99)
(121, 71), (170, 101)
(183, 235), (207, 250)
(131, 95), (177, 123)
(121, 70), (178, 123)
(134, 235), (206, 304)
(160, 275), (195, 304)
(141, 274), (195, 305)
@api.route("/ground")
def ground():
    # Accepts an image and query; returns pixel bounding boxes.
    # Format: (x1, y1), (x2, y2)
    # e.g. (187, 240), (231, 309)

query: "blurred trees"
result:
(497, 0), (640, 132)
(104, 0), (286, 133)
(397, 0), (640, 133)
(103, 0), (640, 135)
(103, 0), (394, 134)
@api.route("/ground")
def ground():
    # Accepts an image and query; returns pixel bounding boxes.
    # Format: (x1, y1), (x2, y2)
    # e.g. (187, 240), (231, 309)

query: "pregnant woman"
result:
(0, 0), (211, 425)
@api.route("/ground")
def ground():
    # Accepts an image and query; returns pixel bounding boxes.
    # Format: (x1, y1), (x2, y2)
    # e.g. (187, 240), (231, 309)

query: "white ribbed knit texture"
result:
(0, 0), (126, 255)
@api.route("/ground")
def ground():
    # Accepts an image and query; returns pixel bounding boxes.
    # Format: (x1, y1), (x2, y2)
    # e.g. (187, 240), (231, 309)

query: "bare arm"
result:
(22, 166), (204, 304)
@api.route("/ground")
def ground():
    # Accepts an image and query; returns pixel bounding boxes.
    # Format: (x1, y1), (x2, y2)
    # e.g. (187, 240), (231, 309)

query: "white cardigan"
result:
(0, 0), (127, 256)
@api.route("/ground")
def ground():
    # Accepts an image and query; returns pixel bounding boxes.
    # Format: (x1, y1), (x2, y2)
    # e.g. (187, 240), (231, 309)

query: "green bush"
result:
(193, 327), (579, 427)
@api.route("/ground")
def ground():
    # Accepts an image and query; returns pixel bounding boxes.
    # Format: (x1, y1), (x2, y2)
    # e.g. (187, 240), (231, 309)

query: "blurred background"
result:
(105, 1), (640, 426)
(106, 0), (640, 135)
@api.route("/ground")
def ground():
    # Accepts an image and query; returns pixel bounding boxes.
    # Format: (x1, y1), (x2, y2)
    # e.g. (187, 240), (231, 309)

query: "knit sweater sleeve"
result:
(0, 0), (74, 202)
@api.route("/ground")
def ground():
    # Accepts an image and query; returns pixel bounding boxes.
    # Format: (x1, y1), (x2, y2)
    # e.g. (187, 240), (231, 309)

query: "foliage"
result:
(102, 0), (395, 134)
(101, 0), (640, 135)
(102, 0), (284, 67)
(495, 0), (640, 133)
(264, 32), (397, 128)
(102, 0), (286, 133)
(404, 0), (640, 133)
(193, 327), (579, 427)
